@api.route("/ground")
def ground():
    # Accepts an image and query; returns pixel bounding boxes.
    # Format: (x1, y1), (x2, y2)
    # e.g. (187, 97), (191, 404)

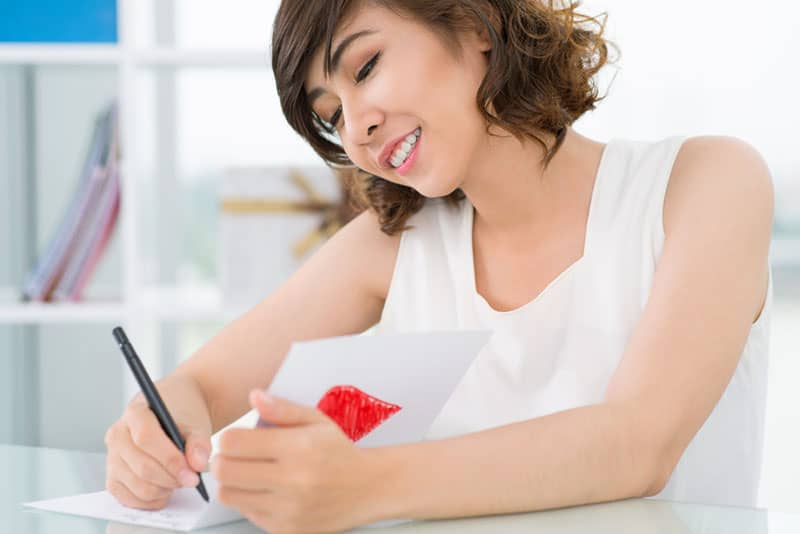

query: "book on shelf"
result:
(21, 101), (121, 303)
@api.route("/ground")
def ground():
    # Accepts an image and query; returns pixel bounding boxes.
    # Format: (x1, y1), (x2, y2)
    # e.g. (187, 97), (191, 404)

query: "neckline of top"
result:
(466, 138), (616, 316)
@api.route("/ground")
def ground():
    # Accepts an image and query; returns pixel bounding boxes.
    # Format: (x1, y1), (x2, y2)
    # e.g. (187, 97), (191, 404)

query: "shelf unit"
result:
(0, 13), (278, 305)
(0, 0), (292, 450)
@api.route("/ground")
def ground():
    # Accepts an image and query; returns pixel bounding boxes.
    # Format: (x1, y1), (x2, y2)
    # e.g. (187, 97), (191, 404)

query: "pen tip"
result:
(197, 478), (210, 502)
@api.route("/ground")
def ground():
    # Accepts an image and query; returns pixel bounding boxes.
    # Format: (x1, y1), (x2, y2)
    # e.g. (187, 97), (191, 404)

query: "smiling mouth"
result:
(389, 127), (421, 168)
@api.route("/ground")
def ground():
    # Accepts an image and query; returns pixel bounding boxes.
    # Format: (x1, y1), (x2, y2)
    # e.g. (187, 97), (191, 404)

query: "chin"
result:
(412, 182), (460, 200)
(421, 174), (463, 199)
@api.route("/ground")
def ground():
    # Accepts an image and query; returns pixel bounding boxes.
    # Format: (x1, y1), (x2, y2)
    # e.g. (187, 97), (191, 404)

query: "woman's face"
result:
(304, 4), (492, 198)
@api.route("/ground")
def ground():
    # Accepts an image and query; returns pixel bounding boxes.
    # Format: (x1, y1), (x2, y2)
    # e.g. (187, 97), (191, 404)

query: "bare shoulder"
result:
(664, 135), (774, 237)
(662, 135), (775, 322)
(329, 208), (402, 304)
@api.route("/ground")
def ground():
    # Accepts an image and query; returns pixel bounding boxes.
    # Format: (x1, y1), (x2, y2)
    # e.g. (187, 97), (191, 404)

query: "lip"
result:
(377, 127), (419, 170)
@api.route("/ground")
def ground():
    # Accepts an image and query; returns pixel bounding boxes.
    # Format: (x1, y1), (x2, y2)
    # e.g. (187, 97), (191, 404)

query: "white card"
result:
(266, 330), (491, 448)
(24, 474), (239, 531)
(23, 330), (491, 531)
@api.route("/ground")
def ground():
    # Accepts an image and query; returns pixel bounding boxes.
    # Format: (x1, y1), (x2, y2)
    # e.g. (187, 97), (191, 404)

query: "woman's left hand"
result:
(211, 389), (377, 534)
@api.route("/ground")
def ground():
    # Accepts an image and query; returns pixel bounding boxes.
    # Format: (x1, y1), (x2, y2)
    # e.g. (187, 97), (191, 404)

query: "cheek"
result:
(342, 144), (375, 175)
(412, 56), (486, 148)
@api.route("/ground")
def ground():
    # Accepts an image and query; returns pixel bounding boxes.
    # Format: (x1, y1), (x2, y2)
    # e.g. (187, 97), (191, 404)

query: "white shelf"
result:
(0, 286), (245, 324)
(132, 48), (268, 67)
(0, 44), (269, 67)
(1, 235), (795, 325)
(0, 44), (121, 64)
(0, 301), (127, 323)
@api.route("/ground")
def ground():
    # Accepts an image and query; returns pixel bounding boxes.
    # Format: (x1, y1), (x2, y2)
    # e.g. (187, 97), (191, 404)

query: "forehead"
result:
(304, 4), (403, 91)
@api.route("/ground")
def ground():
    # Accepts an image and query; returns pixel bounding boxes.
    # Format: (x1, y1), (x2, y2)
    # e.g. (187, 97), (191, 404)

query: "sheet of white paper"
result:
(265, 330), (491, 447)
(24, 473), (240, 531)
(24, 330), (491, 531)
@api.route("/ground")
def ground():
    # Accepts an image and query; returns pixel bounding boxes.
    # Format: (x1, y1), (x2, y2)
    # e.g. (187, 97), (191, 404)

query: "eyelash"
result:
(326, 52), (381, 131)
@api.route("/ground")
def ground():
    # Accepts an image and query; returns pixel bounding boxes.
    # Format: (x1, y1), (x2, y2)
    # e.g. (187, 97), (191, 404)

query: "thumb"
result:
(182, 428), (212, 472)
(249, 389), (326, 427)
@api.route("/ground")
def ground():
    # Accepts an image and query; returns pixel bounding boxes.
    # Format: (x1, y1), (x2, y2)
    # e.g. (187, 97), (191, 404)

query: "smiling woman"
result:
(102, 1), (775, 532)
(271, 0), (617, 234)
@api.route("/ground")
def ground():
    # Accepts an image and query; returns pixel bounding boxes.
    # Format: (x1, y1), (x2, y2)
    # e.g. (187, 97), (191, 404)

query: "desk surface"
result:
(3, 444), (799, 533)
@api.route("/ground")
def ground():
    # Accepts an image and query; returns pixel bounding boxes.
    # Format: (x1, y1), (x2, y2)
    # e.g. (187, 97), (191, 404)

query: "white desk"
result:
(3, 444), (798, 533)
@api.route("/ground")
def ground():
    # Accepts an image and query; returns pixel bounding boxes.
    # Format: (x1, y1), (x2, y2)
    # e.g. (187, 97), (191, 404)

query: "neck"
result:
(459, 126), (601, 239)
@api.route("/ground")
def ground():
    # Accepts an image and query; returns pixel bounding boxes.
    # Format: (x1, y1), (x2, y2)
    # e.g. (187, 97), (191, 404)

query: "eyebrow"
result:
(307, 29), (378, 108)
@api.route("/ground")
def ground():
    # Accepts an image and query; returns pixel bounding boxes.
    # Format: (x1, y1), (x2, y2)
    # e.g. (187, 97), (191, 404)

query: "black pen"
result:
(112, 326), (209, 502)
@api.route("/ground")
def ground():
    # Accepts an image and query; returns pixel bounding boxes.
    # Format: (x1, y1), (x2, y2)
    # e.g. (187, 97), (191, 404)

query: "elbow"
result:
(639, 445), (681, 497)
(642, 465), (670, 497)
(618, 406), (677, 498)
(624, 448), (668, 498)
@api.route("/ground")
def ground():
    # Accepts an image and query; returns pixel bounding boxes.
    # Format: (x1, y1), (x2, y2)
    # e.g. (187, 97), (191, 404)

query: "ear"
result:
(475, 24), (492, 53)
(468, 4), (496, 53)
(463, 23), (492, 54)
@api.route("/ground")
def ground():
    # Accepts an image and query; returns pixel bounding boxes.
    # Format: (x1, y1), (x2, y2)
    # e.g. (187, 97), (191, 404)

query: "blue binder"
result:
(0, 0), (118, 43)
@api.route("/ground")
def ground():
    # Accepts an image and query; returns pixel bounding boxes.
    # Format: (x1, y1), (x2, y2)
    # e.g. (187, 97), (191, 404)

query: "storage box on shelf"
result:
(218, 166), (356, 311)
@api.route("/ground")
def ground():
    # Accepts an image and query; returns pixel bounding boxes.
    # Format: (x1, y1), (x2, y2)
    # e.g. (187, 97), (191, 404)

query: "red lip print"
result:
(316, 385), (401, 442)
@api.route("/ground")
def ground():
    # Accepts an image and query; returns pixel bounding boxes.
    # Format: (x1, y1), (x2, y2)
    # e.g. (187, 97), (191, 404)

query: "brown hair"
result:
(272, 0), (619, 235)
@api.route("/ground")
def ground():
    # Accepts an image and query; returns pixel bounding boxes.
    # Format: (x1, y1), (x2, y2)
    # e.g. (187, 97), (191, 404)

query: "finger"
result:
(114, 426), (180, 489)
(183, 429), (212, 473)
(126, 404), (195, 484)
(109, 452), (174, 506)
(217, 427), (301, 460)
(250, 390), (327, 426)
(107, 476), (170, 511)
(210, 456), (284, 492)
(217, 484), (277, 512)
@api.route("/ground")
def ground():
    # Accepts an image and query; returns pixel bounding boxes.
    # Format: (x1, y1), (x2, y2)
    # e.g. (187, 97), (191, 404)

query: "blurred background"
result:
(0, 0), (797, 515)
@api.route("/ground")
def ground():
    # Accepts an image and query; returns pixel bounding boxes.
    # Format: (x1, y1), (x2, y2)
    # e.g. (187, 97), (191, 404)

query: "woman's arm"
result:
(170, 208), (401, 434)
(363, 136), (774, 522)
(106, 208), (400, 513)
(363, 401), (658, 521)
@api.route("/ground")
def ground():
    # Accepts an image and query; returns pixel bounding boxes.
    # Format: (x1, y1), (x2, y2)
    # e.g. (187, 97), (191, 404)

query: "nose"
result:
(341, 96), (382, 145)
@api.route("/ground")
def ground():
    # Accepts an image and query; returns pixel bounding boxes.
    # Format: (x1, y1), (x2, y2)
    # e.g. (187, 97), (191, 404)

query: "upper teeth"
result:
(390, 128), (421, 168)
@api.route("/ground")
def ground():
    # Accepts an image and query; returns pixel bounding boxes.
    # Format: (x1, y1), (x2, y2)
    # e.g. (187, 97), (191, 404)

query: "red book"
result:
(64, 171), (121, 300)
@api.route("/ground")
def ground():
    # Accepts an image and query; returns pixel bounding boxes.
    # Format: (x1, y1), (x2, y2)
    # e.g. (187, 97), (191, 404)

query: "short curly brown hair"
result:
(271, 0), (619, 235)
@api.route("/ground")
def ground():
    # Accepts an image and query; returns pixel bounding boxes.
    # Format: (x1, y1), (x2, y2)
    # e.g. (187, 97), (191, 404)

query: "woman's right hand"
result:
(103, 382), (213, 510)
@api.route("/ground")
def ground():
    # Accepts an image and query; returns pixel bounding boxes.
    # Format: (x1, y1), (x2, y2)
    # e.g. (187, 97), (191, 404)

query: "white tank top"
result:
(374, 136), (773, 508)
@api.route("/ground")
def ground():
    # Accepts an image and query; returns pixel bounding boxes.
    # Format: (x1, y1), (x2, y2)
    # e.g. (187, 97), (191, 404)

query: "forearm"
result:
(141, 371), (213, 432)
(166, 315), (294, 435)
(363, 402), (661, 521)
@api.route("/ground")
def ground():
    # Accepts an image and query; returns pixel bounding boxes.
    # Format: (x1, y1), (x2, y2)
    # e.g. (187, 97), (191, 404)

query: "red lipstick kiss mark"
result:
(316, 385), (401, 442)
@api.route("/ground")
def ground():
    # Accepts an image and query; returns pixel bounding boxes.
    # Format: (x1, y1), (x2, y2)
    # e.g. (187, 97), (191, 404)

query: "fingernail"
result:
(193, 447), (209, 469)
(261, 391), (273, 404)
(179, 469), (199, 487)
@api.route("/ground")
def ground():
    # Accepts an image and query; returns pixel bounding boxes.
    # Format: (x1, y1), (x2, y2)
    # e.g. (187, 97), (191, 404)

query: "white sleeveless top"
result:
(374, 136), (773, 508)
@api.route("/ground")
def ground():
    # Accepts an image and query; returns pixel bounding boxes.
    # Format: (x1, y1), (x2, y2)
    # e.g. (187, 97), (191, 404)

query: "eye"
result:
(324, 52), (382, 132)
(327, 106), (342, 130)
(355, 52), (381, 83)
